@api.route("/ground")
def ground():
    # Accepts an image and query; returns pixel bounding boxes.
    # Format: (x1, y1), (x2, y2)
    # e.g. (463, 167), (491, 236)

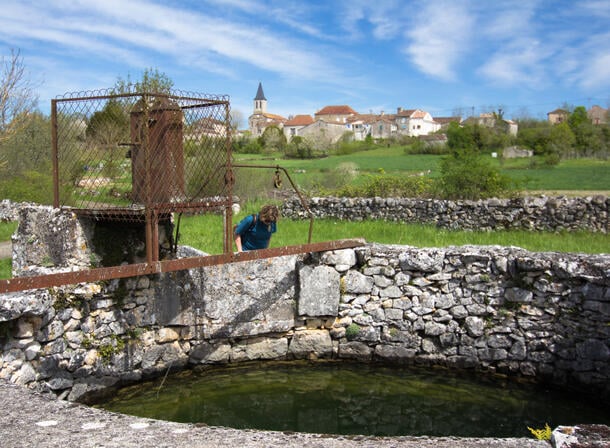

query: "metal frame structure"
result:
(0, 89), (364, 294)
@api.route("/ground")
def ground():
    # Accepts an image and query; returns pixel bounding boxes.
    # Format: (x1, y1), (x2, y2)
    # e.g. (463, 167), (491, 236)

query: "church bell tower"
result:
(253, 82), (267, 114)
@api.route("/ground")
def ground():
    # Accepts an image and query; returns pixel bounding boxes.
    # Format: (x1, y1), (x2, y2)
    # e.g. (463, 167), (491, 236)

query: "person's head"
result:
(259, 204), (279, 224)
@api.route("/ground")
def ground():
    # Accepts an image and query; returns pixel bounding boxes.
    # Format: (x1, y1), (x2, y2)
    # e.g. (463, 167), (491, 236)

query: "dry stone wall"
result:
(0, 206), (609, 404)
(281, 196), (608, 232)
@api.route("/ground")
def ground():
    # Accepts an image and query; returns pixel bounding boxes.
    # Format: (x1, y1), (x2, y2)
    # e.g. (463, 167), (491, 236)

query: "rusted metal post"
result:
(51, 99), (60, 208)
(223, 101), (234, 254)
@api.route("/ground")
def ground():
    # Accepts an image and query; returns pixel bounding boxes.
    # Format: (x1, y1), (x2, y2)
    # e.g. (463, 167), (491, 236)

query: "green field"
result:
(235, 149), (610, 194)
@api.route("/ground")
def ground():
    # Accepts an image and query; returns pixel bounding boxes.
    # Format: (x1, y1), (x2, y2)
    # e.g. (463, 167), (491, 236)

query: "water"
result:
(99, 361), (610, 437)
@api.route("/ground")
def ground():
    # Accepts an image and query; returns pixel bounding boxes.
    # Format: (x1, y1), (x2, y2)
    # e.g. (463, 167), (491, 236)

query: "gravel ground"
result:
(0, 379), (550, 448)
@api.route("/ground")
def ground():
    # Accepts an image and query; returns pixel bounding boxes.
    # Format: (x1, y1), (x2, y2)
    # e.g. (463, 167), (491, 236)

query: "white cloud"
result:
(582, 51), (610, 90)
(2, 0), (339, 82)
(477, 39), (547, 86)
(478, 2), (538, 39)
(338, 0), (403, 40)
(403, 2), (474, 81)
(580, 0), (610, 18)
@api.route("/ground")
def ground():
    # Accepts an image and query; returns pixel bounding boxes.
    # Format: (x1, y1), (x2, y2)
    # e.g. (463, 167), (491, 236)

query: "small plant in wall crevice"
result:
(345, 323), (361, 341)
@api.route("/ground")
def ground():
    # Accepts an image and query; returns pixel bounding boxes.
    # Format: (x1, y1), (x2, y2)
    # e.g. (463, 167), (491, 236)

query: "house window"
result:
(290, 128), (296, 136)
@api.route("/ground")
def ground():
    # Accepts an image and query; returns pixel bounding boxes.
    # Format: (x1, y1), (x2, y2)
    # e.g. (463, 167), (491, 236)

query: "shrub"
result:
(335, 173), (433, 198)
(436, 149), (514, 199)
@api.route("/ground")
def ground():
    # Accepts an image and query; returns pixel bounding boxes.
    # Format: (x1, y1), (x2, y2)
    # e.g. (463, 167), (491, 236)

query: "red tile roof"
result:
(434, 116), (461, 124)
(315, 105), (358, 116)
(284, 114), (314, 126)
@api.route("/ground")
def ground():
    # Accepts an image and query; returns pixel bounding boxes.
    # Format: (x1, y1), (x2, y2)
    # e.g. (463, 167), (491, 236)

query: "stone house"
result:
(433, 116), (462, 130)
(463, 114), (518, 136)
(394, 108), (441, 137)
(298, 119), (346, 145)
(588, 105), (608, 125)
(283, 114), (314, 141)
(547, 108), (569, 125)
(345, 114), (373, 140)
(313, 105), (358, 123)
(186, 117), (227, 140)
(369, 116), (396, 139)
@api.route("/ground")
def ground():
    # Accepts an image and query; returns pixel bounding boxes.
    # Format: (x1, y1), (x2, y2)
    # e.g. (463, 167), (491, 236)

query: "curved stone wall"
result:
(281, 196), (609, 232)
(0, 206), (609, 404)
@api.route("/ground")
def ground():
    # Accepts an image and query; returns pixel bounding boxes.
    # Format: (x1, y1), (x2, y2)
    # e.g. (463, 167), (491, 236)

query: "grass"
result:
(176, 212), (610, 256)
(498, 157), (610, 191)
(0, 221), (17, 241)
(0, 259), (10, 280)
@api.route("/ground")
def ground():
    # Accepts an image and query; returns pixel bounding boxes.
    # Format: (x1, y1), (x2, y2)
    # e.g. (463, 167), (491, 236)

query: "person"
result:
(234, 204), (279, 252)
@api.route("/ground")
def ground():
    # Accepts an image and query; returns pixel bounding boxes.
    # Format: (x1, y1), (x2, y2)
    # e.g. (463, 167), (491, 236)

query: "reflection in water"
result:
(99, 362), (610, 437)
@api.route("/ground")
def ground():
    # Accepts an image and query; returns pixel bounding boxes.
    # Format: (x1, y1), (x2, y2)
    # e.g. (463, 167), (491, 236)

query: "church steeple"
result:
(253, 82), (267, 114)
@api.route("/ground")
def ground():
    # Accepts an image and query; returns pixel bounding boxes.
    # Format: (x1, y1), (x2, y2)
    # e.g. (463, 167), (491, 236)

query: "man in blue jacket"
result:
(234, 204), (279, 252)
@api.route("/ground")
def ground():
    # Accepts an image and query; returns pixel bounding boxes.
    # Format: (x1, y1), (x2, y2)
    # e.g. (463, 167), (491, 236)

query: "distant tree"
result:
(260, 125), (286, 153)
(285, 135), (313, 158)
(446, 121), (473, 150)
(0, 49), (38, 142)
(229, 109), (244, 131)
(548, 122), (576, 159)
(112, 68), (174, 94)
(85, 99), (129, 146)
(568, 106), (602, 156)
(0, 112), (53, 202)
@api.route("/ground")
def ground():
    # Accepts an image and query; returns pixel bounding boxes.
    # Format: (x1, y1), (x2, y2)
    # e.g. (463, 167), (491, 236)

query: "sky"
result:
(1, 0), (609, 126)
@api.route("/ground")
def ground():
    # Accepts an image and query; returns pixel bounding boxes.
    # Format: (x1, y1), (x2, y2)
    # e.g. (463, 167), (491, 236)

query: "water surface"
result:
(99, 362), (610, 437)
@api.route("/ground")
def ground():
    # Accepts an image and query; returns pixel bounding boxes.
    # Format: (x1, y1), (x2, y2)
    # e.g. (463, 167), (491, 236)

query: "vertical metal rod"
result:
(152, 210), (159, 262)
(223, 101), (234, 253)
(51, 99), (60, 208)
(145, 209), (153, 264)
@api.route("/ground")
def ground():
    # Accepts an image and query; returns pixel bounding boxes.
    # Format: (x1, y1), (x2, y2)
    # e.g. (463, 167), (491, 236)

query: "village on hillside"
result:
(245, 82), (608, 146)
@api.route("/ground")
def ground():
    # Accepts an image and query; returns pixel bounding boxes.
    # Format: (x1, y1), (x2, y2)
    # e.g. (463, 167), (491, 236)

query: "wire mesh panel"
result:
(52, 89), (233, 222)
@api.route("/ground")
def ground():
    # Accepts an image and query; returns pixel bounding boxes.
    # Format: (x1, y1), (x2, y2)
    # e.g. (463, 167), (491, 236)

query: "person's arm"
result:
(234, 215), (254, 252)
(234, 234), (243, 252)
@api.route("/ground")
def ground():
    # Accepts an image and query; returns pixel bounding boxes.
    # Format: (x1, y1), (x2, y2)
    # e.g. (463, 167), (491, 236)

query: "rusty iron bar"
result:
(51, 99), (60, 208)
(0, 239), (366, 294)
(232, 164), (314, 244)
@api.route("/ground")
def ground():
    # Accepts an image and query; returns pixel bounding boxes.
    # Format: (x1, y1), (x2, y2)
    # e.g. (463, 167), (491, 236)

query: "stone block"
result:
(288, 329), (332, 359)
(298, 265), (340, 316)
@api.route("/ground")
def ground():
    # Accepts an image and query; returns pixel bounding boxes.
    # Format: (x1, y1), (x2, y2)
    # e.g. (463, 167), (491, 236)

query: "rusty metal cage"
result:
(52, 88), (233, 222)
(51, 88), (235, 260)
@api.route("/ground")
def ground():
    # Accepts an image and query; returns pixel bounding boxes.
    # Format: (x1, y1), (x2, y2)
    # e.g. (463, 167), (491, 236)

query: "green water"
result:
(99, 362), (610, 437)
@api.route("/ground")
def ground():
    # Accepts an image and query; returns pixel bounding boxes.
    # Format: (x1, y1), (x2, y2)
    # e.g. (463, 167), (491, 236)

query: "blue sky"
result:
(1, 0), (609, 126)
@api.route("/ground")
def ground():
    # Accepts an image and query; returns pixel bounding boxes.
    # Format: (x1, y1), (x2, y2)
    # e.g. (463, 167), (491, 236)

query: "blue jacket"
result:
(234, 214), (276, 251)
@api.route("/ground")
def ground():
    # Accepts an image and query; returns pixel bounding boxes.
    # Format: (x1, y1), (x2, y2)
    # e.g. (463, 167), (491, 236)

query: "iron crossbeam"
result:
(0, 239), (365, 294)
